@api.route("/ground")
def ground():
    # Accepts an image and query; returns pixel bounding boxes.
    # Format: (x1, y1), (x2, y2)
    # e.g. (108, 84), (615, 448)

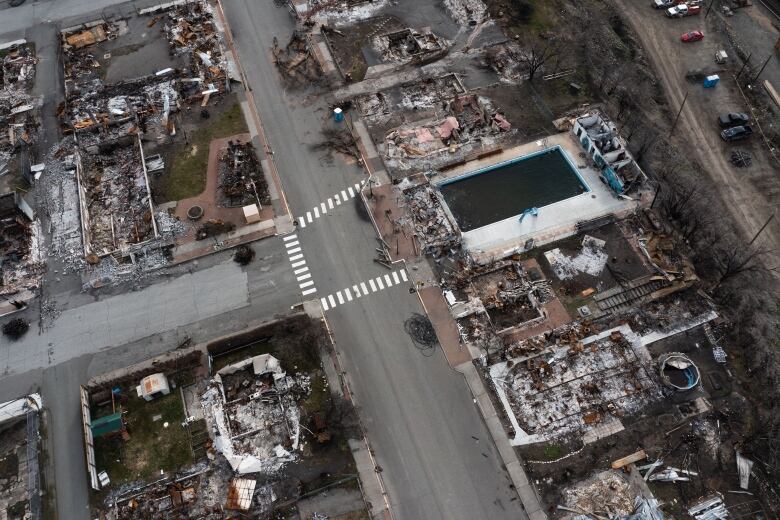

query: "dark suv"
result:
(718, 112), (750, 128)
(720, 125), (753, 142)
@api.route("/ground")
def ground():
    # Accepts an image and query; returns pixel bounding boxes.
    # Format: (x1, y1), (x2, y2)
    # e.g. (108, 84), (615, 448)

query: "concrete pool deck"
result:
(430, 132), (651, 264)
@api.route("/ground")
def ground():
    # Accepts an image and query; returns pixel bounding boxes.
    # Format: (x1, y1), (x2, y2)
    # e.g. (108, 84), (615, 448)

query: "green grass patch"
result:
(543, 443), (562, 460)
(93, 391), (192, 486)
(302, 370), (329, 415)
(162, 101), (249, 202)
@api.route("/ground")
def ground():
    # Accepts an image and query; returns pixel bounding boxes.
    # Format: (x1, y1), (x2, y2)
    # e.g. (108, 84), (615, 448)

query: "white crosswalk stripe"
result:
(295, 181), (367, 230)
(318, 269), (409, 312)
(400, 269), (408, 282)
(282, 234), (318, 297)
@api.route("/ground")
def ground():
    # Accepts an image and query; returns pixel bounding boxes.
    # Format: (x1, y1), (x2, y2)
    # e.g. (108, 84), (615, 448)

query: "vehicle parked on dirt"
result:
(720, 125), (753, 141)
(718, 113), (750, 128)
(681, 30), (704, 42)
(653, 0), (678, 8)
(667, 4), (701, 17)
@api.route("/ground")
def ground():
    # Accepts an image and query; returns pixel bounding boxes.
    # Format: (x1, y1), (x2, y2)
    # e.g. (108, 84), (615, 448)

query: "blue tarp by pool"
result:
(438, 147), (588, 232)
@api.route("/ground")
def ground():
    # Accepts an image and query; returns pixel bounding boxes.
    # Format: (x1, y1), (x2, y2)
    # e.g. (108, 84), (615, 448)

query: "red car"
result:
(681, 30), (704, 42)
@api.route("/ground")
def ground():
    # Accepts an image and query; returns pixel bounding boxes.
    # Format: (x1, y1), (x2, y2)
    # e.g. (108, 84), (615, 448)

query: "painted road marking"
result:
(283, 236), (318, 297)
(296, 181), (367, 229)
(319, 268), (409, 313)
(400, 269), (408, 282)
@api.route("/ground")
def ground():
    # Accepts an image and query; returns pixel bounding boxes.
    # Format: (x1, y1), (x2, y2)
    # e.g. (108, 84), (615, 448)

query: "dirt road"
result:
(617, 1), (780, 252)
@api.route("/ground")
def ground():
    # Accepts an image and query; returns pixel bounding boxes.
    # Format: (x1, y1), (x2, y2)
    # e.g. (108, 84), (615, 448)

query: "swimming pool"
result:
(438, 146), (589, 232)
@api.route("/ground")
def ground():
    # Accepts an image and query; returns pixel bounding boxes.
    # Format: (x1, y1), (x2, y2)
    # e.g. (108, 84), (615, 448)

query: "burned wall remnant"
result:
(218, 140), (270, 208)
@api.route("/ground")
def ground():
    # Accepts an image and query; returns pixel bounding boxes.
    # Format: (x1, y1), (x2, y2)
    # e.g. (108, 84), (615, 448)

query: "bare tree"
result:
(520, 39), (565, 82)
(709, 238), (769, 290)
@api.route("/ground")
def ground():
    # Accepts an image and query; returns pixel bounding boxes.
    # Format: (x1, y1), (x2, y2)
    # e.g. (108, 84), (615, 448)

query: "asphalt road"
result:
(0, 0), (526, 518)
(222, 1), (526, 518)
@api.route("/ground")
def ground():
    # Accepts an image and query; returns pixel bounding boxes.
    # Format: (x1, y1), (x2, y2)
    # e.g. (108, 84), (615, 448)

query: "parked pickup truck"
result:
(720, 125), (753, 141)
(667, 4), (701, 16)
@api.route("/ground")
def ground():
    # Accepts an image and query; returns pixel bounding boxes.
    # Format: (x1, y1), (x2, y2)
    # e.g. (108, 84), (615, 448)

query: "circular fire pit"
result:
(187, 205), (204, 221)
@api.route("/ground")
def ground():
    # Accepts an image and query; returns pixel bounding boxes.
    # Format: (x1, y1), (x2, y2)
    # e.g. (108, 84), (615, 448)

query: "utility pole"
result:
(735, 53), (752, 80)
(669, 91), (689, 138)
(705, 0), (716, 18)
(751, 54), (773, 83)
(749, 212), (775, 245)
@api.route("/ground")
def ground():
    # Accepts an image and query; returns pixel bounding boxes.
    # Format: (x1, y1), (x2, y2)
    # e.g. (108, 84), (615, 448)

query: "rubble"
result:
(56, 1), (231, 265)
(490, 324), (661, 444)
(372, 28), (447, 65)
(217, 140), (270, 208)
(200, 354), (307, 475)
(384, 94), (511, 169)
(403, 182), (461, 258)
